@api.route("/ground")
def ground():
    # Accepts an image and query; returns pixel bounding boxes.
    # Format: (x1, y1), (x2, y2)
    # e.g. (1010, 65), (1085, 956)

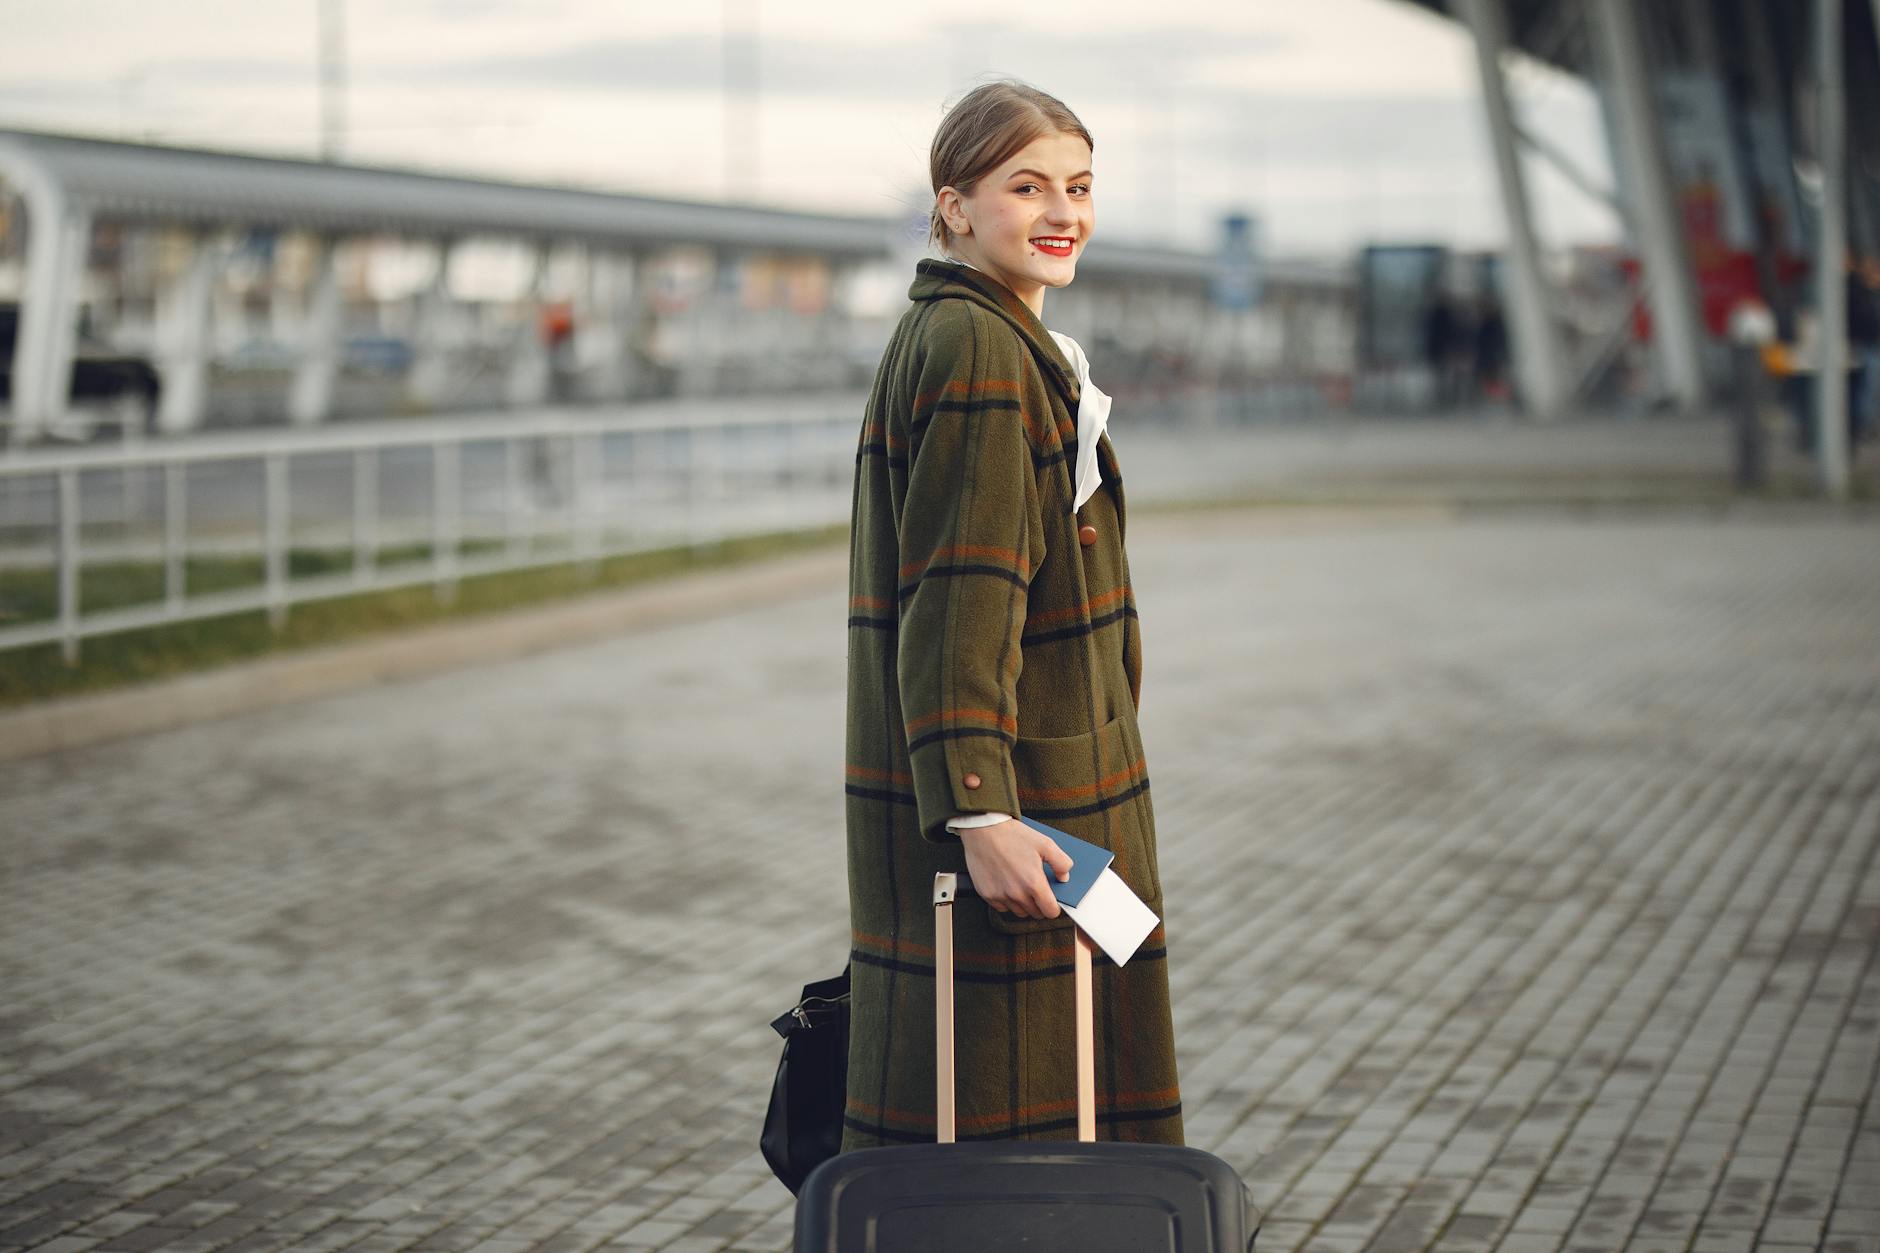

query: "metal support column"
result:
(408, 237), (456, 409)
(164, 461), (187, 612)
(56, 468), (80, 664)
(263, 452), (289, 629)
(505, 241), (552, 408)
(10, 185), (90, 444)
(818, 260), (863, 389)
(432, 439), (460, 604)
(288, 233), (343, 425)
(585, 249), (642, 402)
(1457, 0), (1570, 418)
(619, 250), (654, 402)
(1816, 0), (1850, 498)
(1590, 0), (1709, 413)
(156, 230), (218, 434)
(680, 248), (739, 399)
(1864, 1), (1880, 259)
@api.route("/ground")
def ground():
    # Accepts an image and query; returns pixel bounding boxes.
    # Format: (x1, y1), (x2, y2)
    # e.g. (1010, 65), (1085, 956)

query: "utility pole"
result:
(722, 0), (759, 202)
(319, 0), (347, 162)
(1815, 0), (1849, 499)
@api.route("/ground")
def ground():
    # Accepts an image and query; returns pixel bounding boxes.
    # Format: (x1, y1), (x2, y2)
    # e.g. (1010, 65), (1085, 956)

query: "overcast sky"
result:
(0, 0), (1621, 258)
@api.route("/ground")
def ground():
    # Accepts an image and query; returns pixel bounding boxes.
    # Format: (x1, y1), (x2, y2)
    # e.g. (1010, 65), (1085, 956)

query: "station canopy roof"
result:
(0, 127), (895, 257)
(1396, 0), (1594, 75)
(0, 127), (1254, 284)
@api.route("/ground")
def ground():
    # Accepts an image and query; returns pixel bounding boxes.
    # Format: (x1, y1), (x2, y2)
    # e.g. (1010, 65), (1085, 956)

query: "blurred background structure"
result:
(0, 130), (1350, 437)
(1427, 0), (1880, 486)
(3, 6), (1879, 1253)
(0, 1), (1874, 439)
(2, 0), (1877, 669)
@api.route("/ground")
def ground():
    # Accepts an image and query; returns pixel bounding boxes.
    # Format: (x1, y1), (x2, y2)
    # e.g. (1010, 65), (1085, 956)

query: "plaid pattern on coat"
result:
(842, 258), (1183, 1149)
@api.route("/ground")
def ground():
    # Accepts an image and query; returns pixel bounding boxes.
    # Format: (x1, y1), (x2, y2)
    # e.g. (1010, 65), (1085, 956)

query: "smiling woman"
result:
(841, 79), (1184, 1151)
(925, 88), (1095, 318)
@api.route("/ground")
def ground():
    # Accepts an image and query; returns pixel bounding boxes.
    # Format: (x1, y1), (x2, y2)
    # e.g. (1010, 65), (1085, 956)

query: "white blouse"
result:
(1048, 328), (1112, 514)
(943, 319), (1110, 836)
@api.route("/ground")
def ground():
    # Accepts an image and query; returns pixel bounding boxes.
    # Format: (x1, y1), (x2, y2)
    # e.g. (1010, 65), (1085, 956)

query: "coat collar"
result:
(908, 258), (1081, 411)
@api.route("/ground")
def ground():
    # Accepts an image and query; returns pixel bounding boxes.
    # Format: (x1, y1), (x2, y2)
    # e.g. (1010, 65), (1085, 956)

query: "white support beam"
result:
(582, 249), (643, 402)
(408, 238), (456, 409)
(504, 241), (551, 408)
(1590, 0), (1709, 413)
(1457, 0), (1571, 419)
(10, 191), (91, 444)
(155, 230), (219, 434)
(289, 233), (343, 426)
(1511, 121), (1626, 217)
(1816, 0), (1850, 499)
(813, 259), (863, 389)
(690, 248), (748, 399)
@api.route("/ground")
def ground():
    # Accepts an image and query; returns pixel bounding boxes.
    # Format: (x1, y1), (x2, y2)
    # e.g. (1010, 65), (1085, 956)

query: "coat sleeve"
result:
(897, 304), (1046, 844)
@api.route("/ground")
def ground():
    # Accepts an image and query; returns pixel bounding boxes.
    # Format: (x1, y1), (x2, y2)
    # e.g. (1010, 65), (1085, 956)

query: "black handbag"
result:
(760, 964), (850, 1195)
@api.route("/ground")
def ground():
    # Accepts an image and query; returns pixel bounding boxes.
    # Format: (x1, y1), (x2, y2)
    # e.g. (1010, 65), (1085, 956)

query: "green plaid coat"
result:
(842, 258), (1183, 1148)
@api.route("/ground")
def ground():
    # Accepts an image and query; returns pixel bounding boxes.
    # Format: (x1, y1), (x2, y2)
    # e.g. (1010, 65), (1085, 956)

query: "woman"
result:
(843, 79), (1183, 1149)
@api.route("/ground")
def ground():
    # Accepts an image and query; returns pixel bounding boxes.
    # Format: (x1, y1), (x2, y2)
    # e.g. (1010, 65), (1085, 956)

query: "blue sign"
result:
(1212, 212), (1262, 310)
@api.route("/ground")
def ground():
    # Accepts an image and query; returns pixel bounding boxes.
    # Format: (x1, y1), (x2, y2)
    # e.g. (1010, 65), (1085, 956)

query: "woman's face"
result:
(939, 130), (1094, 317)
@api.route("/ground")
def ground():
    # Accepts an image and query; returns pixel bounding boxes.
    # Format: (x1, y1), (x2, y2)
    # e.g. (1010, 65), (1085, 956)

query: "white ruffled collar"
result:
(1046, 329), (1109, 513)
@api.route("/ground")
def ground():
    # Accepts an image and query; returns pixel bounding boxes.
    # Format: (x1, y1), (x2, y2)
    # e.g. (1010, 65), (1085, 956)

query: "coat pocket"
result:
(983, 711), (1162, 938)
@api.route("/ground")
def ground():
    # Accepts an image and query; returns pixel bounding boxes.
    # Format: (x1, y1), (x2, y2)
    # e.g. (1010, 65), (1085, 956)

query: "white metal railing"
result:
(0, 398), (861, 663)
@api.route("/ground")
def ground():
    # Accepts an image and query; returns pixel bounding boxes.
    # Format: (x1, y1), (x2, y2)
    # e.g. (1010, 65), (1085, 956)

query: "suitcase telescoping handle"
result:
(932, 872), (1097, 1144)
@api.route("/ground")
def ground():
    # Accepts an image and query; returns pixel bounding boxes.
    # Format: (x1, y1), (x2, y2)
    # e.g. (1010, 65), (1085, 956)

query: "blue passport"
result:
(1017, 816), (1114, 908)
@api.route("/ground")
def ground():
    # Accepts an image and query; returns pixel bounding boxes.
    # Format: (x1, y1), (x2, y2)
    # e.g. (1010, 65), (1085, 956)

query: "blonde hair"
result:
(928, 79), (1094, 254)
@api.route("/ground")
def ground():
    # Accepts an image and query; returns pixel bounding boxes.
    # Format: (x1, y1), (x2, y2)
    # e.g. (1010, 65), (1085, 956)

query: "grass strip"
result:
(0, 525), (846, 709)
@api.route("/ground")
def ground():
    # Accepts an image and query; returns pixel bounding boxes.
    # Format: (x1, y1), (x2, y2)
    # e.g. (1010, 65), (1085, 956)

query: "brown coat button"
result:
(963, 772), (981, 790)
(1078, 524), (1098, 547)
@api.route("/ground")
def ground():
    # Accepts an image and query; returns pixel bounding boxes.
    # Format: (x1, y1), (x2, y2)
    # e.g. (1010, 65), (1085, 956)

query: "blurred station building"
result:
(0, 0), (1875, 495)
(1401, 0), (1880, 495)
(0, 129), (1351, 445)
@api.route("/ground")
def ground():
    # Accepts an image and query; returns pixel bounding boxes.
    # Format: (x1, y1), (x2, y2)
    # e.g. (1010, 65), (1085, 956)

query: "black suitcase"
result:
(794, 873), (1259, 1252)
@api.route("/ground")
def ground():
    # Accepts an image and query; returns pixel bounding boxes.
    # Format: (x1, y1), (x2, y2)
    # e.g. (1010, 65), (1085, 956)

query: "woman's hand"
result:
(958, 819), (1074, 919)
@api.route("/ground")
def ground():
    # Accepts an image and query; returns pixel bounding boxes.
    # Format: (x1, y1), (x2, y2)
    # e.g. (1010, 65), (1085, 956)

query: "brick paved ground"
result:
(2, 504), (1877, 1252)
